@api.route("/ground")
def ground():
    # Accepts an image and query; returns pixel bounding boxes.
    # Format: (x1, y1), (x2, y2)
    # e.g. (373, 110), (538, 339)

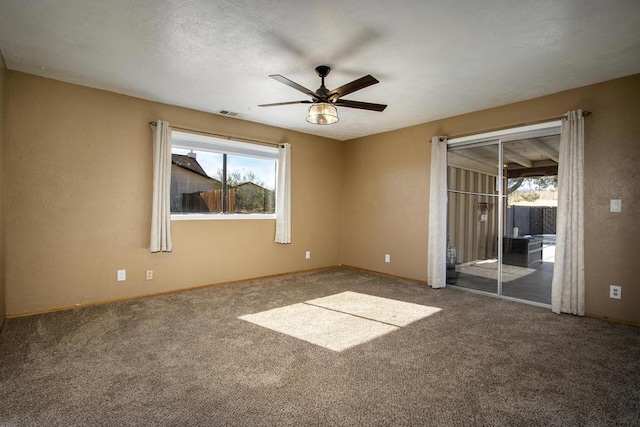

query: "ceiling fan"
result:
(259, 65), (387, 125)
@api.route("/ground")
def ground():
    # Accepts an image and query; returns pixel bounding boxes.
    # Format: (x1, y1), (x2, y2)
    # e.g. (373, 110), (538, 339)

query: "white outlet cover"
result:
(305, 251), (311, 259)
(610, 199), (622, 213)
(117, 269), (126, 281)
(610, 285), (621, 299)
(384, 254), (391, 263)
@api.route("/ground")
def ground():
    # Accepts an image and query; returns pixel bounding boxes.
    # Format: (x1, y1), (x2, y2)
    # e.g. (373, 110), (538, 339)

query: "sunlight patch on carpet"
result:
(239, 292), (441, 352)
(306, 291), (441, 327)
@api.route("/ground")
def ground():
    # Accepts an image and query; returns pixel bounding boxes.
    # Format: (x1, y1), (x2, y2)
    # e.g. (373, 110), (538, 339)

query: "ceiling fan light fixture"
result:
(306, 102), (339, 125)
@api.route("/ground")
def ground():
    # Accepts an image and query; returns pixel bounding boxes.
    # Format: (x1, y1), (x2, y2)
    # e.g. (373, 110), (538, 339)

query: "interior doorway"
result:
(445, 122), (561, 306)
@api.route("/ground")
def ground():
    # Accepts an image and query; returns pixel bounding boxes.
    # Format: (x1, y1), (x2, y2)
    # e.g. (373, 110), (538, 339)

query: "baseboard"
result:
(585, 312), (640, 329)
(340, 264), (428, 284)
(6, 265), (340, 319)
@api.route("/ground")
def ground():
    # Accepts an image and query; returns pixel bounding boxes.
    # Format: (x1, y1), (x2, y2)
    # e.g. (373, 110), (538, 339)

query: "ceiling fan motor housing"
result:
(315, 65), (331, 78)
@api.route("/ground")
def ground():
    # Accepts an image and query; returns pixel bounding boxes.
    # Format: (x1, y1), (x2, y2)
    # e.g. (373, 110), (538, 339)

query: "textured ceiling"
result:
(1, 0), (639, 141)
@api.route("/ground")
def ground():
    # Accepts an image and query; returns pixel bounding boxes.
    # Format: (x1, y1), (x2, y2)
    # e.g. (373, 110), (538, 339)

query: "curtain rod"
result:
(447, 110), (592, 140)
(149, 121), (284, 148)
(507, 110), (592, 130)
(506, 110), (592, 124)
(562, 110), (592, 119)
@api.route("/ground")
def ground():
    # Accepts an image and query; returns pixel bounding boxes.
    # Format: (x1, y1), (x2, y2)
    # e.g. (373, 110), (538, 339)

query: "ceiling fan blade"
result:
(329, 75), (379, 99)
(335, 99), (387, 112)
(258, 100), (313, 107)
(269, 74), (318, 99)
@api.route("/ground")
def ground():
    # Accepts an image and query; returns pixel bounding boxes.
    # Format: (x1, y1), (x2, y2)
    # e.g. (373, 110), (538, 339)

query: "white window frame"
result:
(170, 131), (278, 221)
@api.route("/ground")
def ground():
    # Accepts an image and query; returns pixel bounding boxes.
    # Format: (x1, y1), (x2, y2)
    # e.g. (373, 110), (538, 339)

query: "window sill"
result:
(171, 213), (276, 221)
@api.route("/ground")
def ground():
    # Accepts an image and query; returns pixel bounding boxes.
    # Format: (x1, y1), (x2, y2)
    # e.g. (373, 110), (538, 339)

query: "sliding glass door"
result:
(446, 141), (501, 295)
(445, 124), (560, 306)
(500, 137), (558, 305)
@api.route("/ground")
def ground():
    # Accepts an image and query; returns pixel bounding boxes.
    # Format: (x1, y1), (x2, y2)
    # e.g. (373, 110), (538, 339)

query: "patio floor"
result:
(451, 236), (555, 305)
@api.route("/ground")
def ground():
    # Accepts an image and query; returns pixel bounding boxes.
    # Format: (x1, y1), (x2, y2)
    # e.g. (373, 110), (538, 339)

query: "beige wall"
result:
(0, 54), (6, 326)
(341, 126), (431, 280)
(342, 73), (640, 325)
(5, 72), (343, 314)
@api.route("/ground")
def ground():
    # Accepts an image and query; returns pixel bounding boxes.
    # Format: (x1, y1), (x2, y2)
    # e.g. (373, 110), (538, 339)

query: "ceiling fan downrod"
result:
(315, 65), (331, 99)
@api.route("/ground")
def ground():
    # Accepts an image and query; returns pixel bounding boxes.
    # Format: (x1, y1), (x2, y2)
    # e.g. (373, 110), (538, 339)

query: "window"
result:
(170, 131), (277, 219)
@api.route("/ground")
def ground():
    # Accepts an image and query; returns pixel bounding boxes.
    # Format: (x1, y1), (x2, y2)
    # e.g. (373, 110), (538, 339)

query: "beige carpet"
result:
(0, 267), (638, 426)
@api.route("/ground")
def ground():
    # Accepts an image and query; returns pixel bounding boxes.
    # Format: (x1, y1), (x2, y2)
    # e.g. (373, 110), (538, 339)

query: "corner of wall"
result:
(0, 49), (7, 329)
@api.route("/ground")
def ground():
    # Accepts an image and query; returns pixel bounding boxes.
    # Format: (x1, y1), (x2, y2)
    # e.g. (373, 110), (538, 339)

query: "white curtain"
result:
(552, 110), (585, 315)
(275, 143), (291, 244)
(150, 120), (173, 253)
(428, 136), (448, 288)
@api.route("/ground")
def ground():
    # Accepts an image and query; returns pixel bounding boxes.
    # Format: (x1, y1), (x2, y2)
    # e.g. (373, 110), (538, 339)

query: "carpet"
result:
(0, 267), (638, 426)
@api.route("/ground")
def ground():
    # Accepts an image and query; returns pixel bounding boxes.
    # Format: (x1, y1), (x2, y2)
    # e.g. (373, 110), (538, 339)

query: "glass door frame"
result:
(445, 121), (561, 308)
(447, 138), (503, 297)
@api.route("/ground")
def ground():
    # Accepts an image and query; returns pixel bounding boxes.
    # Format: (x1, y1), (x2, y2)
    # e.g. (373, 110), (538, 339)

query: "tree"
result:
(507, 175), (557, 205)
(214, 169), (274, 213)
(507, 176), (557, 194)
(534, 176), (557, 190)
(214, 169), (265, 187)
(507, 177), (525, 194)
(509, 191), (540, 204)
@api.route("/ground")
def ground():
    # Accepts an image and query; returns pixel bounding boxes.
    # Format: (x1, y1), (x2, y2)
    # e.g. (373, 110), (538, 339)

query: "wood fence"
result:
(181, 189), (235, 213)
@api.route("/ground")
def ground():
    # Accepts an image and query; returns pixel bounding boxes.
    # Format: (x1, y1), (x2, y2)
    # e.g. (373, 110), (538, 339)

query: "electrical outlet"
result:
(610, 199), (622, 213)
(117, 269), (126, 281)
(305, 251), (311, 259)
(385, 254), (391, 263)
(145, 270), (153, 280)
(610, 285), (621, 299)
